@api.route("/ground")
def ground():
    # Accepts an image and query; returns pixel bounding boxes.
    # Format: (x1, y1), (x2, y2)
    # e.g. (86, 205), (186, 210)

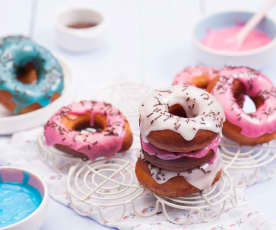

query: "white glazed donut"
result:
(139, 85), (225, 152)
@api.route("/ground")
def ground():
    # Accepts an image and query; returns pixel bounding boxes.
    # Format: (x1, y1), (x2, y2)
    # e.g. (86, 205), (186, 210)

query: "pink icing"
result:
(27, 174), (45, 196)
(201, 25), (272, 52)
(147, 151), (221, 190)
(173, 66), (218, 86)
(212, 66), (276, 138)
(44, 100), (127, 161)
(1, 169), (24, 184)
(141, 136), (220, 163)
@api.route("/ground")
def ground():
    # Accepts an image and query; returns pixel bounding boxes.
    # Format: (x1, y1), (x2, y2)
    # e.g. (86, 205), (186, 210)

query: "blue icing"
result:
(0, 35), (64, 114)
(22, 171), (30, 184)
(0, 173), (42, 227)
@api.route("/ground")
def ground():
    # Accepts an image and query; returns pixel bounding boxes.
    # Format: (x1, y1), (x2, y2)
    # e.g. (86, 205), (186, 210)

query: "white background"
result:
(1, 0), (276, 229)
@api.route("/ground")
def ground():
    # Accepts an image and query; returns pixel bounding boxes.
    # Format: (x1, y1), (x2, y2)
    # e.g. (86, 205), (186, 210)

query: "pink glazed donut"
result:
(44, 100), (133, 160)
(208, 66), (276, 145)
(173, 66), (218, 89)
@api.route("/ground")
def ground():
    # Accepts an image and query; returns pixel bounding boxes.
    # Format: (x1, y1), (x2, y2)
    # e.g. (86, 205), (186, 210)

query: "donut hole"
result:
(242, 96), (257, 113)
(17, 62), (38, 84)
(74, 120), (104, 132)
(232, 79), (264, 113)
(168, 104), (188, 118)
(190, 75), (209, 89)
(62, 113), (106, 133)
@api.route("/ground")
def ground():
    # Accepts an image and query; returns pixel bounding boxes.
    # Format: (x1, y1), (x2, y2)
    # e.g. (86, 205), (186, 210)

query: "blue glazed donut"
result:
(0, 35), (64, 114)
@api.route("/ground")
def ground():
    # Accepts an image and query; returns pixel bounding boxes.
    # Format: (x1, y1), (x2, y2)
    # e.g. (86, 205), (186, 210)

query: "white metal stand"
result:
(220, 138), (276, 187)
(38, 135), (237, 224)
(66, 158), (144, 223)
(134, 170), (235, 224)
(221, 138), (276, 169)
(38, 134), (83, 174)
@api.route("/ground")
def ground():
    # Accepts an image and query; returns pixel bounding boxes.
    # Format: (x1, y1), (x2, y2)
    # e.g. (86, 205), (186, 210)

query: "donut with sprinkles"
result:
(44, 100), (133, 160)
(208, 66), (276, 145)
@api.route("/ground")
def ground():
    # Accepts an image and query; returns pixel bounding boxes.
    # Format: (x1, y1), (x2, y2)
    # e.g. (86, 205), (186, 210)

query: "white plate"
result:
(0, 58), (73, 135)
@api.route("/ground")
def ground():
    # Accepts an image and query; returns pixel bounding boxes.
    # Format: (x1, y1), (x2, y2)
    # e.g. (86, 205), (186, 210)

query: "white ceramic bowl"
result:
(193, 11), (276, 69)
(55, 7), (106, 52)
(0, 57), (73, 135)
(0, 167), (48, 230)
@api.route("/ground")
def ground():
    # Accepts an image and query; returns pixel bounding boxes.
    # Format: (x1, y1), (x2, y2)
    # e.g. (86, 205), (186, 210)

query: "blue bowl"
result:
(193, 11), (276, 68)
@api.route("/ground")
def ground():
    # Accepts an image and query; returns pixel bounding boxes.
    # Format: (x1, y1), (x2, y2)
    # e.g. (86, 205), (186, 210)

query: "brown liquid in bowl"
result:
(67, 22), (98, 29)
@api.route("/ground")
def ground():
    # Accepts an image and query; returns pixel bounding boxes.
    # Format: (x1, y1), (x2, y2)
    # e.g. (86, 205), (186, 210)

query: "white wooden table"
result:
(1, 0), (276, 229)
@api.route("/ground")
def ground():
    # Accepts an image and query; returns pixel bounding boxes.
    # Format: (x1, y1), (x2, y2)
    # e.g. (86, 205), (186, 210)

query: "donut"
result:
(136, 85), (225, 197)
(139, 86), (225, 152)
(44, 100), (133, 161)
(0, 35), (64, 114)
(135, 157), (222, 198)
(173, 66), (218, 89)
(208, 66), (276, 145)
(140, 135), (220, 172)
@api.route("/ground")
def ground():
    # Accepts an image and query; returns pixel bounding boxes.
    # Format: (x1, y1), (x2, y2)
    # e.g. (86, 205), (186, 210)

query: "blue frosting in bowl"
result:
(0, 172), (42, 228)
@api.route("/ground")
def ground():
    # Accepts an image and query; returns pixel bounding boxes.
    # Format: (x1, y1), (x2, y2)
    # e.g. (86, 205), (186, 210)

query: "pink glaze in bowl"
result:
(193, 11), (276, 68)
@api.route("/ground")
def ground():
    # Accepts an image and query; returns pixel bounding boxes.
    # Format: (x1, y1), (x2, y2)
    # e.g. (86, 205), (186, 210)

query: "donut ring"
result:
(142, 149), (215, 172)
(0, 35), (64, 114)
(44, 100), (133, 161)
(208, 66), (276, 145)
(173, 66), (218, 89)
(140, 134), (220, 171)
(135, 157), (222, 197)
(139, 86), (225, 152)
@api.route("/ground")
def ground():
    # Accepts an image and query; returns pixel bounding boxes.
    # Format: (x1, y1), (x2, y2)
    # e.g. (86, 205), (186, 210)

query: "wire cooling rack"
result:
(38, 134), (84, 174)
(134, 170), (235, 224)
(220, 138), (276, 170)
(38, 135), (237, 224)
(66, 158), (144, 223)
(219, 138), (276, 187)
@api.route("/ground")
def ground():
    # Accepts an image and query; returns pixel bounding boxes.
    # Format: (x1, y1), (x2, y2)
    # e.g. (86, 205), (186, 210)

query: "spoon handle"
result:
(237, 0), (276, 41)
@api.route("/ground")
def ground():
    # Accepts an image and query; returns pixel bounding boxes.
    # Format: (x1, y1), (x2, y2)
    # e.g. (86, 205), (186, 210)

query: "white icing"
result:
(139, 85), (225, 141)
(147, 152), (221, 190)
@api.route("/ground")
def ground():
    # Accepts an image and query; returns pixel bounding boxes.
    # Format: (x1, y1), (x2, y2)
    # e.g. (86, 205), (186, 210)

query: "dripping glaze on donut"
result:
(44, 100), (133, 161)
(142, 148), (215, 172)
(141, 135), (220, 160)
(208, 66), (276, 145)
(135, 155), (222, 197)
(0, 35), (64, 114)
(139, 85), (225, 152)
(173, 66), (218, 89)
(146, 152), (221, 189)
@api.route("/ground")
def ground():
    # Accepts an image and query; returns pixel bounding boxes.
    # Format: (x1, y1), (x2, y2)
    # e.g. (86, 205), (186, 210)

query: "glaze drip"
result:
(147, 152), (221, 190)
(141, 135), (220, 161)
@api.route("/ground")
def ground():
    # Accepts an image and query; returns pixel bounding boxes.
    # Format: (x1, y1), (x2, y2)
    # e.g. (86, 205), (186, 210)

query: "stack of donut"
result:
(135, 85), (225, 197)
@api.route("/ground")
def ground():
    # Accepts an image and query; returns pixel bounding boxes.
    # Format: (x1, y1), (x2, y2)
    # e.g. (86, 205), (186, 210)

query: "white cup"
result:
(55, 7), (106, 52)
